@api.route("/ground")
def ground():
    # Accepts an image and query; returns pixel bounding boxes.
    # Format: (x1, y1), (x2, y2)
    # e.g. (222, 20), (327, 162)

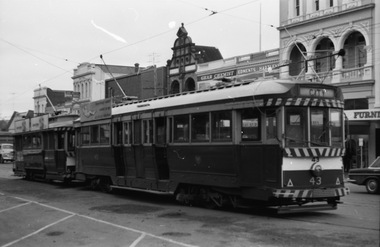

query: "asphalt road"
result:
(0, 163), (379, 247)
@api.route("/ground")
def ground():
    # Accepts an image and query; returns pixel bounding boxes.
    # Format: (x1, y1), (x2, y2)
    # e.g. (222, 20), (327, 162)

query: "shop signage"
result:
(197, 62), (280, 82)
(80, 98), (112, 122)
(345, 109), (380, 121)
(15, 119), (30, 133)
(30, 115), (49, 131)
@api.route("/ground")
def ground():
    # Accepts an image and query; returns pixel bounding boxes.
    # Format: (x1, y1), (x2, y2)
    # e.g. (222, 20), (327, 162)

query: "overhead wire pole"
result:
(283, 27), (323, 82)
(99, 54), (127, 99)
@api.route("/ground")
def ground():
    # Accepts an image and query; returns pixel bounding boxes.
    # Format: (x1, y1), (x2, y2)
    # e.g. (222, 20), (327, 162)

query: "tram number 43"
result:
(310, 177), (322, 185)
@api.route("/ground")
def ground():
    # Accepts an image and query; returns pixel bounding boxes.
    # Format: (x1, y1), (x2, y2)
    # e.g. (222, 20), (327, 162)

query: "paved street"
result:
(0, 163), (379, 247)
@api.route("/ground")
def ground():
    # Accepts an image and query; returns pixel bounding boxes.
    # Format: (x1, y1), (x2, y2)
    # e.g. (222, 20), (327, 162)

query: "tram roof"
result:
(112, 79), (303, 116)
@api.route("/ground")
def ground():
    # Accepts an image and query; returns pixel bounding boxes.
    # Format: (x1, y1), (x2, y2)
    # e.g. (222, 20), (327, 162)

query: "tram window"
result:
(99, 124), (110, 144)
(173, 115), (189, 142)
(266, 110), (277, 142)
(124, 122), (132, 144)
(241, 108), (261, 141)
(191, 113), (210, 142)
(81, 126), (90, 145)
(30, 134), (41, 148)
(47, 132), (54, 149)
(68, 131), (75, 151)
(310, 108), (328, 146)
(114, 122), (123, 145)
(91, 125), (99, 144)
(331, 109), (343, 147)
(133, 120), (142, 144)
(212, 111), (232, 141)
(57, 132), (65, 149)
(155, 117), (166, 144)
(143, 120), (153, 144)
(285, 107), (307, 147)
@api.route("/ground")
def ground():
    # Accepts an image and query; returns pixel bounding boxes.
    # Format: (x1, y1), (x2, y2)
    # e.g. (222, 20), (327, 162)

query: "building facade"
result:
(33, 87), (79, 115)
(278, 0), (380, 168)
(105, 65), (167, 103)
(72, 62), (136, 109)
(196, 49), (281, 90)
(168, 24), (223, 94)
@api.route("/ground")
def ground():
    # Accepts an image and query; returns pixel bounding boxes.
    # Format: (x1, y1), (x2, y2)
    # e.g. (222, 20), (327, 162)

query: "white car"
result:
(0, 143), (14, 163)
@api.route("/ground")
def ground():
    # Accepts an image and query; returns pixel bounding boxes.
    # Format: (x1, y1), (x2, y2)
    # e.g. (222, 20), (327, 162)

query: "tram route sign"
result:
(80, 98), (112, 122)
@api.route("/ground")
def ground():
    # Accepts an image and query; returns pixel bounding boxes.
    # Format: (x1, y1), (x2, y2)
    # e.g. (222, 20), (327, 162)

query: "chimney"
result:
(134, 63), (140, 73)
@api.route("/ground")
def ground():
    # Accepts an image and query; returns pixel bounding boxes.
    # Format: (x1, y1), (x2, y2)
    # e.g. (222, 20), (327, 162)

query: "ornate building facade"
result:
(168, 24), (223, 94)
(278, 0), (380, 168)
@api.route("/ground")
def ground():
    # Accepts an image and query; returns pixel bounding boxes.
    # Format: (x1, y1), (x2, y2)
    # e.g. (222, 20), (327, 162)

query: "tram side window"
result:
(155, 117), (166, 144)
(22, 134), (41, 149)
(241, 108), (261, 141)
(191, 112), (210, 142)
(212, 111), (232, 141)
(133, 120), (142, 144)
(57, 132), (65, 149)
(124, 122), (132, 144)
(173, 115), (189, 142)
(81, 126), (90, 145)
(91, 125), (99, 144)
(99, 124), (110, 144)
(47, 132), (54, 149)
(285, 107), (307, 147)
(143, 120), (153, 144)
(331, 109), (343, 147)
(114, 122), (123, 145)
(266, 110), (278, 143)
(68, 131), (75, 151)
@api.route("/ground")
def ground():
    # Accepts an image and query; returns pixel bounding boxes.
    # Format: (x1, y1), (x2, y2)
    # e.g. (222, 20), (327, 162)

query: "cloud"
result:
(91, 20), (127, 44)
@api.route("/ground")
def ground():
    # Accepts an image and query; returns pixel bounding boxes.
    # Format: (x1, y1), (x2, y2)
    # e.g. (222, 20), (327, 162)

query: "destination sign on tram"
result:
(299, 87), (335, 98)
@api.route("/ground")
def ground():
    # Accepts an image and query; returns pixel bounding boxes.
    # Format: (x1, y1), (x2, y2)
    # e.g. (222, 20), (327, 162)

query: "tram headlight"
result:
(310, 163), (323, 177)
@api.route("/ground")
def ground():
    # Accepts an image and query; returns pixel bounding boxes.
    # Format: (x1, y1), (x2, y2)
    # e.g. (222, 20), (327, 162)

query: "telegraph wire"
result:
(0, 38), (72, 73)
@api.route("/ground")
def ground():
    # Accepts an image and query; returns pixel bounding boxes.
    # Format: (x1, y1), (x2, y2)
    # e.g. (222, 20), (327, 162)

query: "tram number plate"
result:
(313, 189), (335, 197)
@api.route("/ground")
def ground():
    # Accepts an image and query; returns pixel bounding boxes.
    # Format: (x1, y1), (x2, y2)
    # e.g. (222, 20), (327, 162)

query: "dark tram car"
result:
(13, 114), (78, 182)
(76, 79), (349, 212)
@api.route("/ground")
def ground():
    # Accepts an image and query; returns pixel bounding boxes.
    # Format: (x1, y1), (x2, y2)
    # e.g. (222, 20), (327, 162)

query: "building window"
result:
(295, 0), (300, 16)
(344, 99), (368, 110)
(315, 0), (319, 11)
(343, 32), (367, 69)
(330, 0), (334, 7)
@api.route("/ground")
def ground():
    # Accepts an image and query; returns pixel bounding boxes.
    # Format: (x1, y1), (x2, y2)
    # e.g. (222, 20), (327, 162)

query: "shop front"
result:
(344, 109), (380, 171)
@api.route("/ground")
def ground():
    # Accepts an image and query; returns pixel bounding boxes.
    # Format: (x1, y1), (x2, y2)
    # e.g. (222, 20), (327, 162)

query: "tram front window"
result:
(330, 109), (343, 147)
(310, 108), (328, 146)
(285, 108), (307, 147)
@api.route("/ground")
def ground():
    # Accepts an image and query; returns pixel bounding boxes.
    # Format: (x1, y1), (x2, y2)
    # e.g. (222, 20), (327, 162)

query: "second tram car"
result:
(75, 78), (349, 212)
(13, 114), (78, 182)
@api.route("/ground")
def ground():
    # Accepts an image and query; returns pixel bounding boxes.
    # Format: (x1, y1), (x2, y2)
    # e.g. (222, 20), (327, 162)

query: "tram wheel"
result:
(99, 177), (113, 193)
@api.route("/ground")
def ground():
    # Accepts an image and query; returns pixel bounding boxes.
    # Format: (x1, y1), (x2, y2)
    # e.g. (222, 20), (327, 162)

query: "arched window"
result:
(170, 81), (180, 94)
(343, 31), (366, 69)
(184, 78), (195, 92)
(289, 43), (307, 76)
(315, 38), (335, 73)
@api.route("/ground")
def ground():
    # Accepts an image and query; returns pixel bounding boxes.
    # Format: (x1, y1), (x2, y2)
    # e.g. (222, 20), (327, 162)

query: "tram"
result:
(75, 78), (349, 212)
(13, 114), (78, 182)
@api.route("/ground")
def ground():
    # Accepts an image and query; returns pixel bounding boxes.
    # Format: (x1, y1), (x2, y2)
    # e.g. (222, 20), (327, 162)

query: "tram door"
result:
(155, 117), (169, 180)
(113, 122), (125, 177)
(133, 120), (145, 178)
(56, 131), (66, 172)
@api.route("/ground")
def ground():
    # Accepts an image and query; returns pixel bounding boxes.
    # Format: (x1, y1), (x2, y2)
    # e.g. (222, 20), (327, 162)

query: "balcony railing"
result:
(287, 65), (373, 84)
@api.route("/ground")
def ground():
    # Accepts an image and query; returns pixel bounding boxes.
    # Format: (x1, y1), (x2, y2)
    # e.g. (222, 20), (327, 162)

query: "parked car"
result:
(348, 156), (380, 194)
(0, 143), (14, 163)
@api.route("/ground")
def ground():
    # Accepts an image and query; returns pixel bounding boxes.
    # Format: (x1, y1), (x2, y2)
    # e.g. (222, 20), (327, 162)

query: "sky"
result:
(0, 0), (279, 120)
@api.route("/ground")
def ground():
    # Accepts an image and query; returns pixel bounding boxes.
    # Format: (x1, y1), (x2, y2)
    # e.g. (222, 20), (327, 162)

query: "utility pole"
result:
(149, 53), (160, 97)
